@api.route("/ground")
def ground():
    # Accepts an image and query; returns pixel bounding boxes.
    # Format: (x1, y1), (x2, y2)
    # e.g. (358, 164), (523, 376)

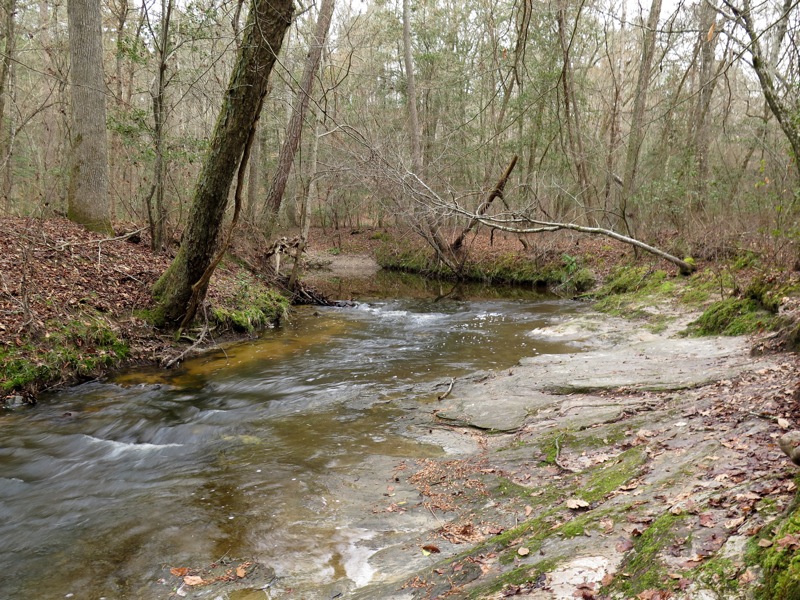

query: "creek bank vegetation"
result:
(0, 217), (287, 400)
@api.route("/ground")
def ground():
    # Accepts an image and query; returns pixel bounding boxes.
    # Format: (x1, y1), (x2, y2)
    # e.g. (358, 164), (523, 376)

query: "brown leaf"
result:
(566, 498), (590, 509)
(517, 547), (530, 556)
(599, 518), (614, 534)
(524, 505), (533, 517)
(422, 544), (441, 553)
(699, 513), (715, 528)
(236, 565), (247, 578)
(170, 567), (190, 577)
(183, 575), (205, 586)
(739, 568), (757, 584)
(616, 538), (634, 552)
(758, 539), (774, 548)
(776, 533), (800, 550)
(725, 516), (745, 530)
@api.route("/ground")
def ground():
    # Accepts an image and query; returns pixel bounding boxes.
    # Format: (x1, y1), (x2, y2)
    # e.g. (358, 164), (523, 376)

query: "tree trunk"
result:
(556, 0), (594, 219)
(67, 0), (112, 233)
(725, 0), (800, 181)
(245, 123), (262, 223)
(0, 0), (16, 212)
(402, 0), (422, 175)
(401, 0), (454, 269)
(693, 0), (718, 202)
(148, 0), (172, 252)
(261, 0), (334, 225)
(619, 0), (663, 226)
(152, 0), (294, 327)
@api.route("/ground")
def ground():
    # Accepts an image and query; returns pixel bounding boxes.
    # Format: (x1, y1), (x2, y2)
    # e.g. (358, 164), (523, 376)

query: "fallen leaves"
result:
(168, 560), (253, 589)
(183, 575), (205, 586)
(566, 498), (590, 510)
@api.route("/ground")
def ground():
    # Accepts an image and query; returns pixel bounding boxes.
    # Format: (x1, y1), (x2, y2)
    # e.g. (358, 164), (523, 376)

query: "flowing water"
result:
(0, 277), (580, 599)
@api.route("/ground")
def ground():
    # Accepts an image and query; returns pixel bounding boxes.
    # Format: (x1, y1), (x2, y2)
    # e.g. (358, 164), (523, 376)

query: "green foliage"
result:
(753, 493), (800, 599)
(605, 512), (685, 596)
(688, 298), (780, 336)
(210, 274), (289, 333)
(1, 318), (130, 394)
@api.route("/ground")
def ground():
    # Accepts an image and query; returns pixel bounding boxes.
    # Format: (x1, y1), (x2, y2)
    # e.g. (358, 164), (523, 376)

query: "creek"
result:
(0, 275), (580, 599)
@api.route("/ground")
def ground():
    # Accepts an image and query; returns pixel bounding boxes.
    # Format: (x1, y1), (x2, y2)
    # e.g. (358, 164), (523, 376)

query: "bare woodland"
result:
(2, 0), (800, 282)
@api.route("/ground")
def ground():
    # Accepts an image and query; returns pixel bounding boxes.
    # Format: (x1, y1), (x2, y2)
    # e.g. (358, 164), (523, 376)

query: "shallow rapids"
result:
(0, 287), (579, 598)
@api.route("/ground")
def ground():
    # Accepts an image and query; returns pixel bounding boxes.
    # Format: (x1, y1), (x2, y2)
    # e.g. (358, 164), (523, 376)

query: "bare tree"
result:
(262, 0), (335, 225)
(619, 0), (663, 229)
(723, 0), (800, 180)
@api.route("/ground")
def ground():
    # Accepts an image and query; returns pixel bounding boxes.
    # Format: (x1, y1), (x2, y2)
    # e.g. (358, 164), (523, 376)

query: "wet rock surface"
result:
(337, 312), (799, 599)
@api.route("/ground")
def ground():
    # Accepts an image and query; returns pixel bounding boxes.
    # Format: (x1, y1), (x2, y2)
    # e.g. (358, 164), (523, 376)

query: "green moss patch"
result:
(579, 447), (648, 503)
(210, 274), (289, 333)
(605, 512), (686, 596)
(753, 497), (800, 599)
(687, 298), (780, 336)
(376, 245), (595, 292)
(1, 315), (130, 395)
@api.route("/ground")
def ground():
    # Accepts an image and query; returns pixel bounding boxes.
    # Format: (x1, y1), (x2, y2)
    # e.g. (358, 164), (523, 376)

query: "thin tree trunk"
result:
(619, 0), (663, 226)
(556, 0), (593, 219)
(693, 0), (718, 203)
(403, 0), (422, 175)
(0, 0), (16, 212)
(262, 0), (334, 225)
(401, 0), (454, 269)
(289, 106), (320, 289)
(245, 123), (262, 223)
(148, 0), (172, 252)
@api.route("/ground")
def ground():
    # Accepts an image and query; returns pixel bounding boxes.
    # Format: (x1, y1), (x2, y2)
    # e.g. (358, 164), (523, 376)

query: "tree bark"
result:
(67, 0), (112, 233)
(262, 0), (334, 224)
(619, 0), (663, 225)
(724, 0), (800, 181)
(148, 0), (173, 252)
(0, 0), (16, 212)
(153, 0), (294, 327)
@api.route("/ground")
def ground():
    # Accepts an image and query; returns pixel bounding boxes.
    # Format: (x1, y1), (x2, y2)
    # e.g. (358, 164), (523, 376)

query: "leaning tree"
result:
(153, 0), (294, 327)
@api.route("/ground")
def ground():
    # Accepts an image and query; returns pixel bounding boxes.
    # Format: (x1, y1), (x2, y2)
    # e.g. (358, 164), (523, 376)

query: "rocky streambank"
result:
(344, 309), (799, 599)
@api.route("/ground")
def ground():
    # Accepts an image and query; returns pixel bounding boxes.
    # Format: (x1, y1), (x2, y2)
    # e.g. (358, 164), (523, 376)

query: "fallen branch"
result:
(451, 155), (518, 252)
(472, 215), (696, 275)
(437, 377), (455, 400)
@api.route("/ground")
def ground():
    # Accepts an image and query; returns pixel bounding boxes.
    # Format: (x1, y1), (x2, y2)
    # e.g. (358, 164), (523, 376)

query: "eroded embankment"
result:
(347, 312), (799, 600)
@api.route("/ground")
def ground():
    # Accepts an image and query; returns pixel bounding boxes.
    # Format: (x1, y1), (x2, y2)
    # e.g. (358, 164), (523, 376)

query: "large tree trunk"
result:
(152, 0), (294, 327)
(67, 0), (112, 233)
(261, 0), (334, 225)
